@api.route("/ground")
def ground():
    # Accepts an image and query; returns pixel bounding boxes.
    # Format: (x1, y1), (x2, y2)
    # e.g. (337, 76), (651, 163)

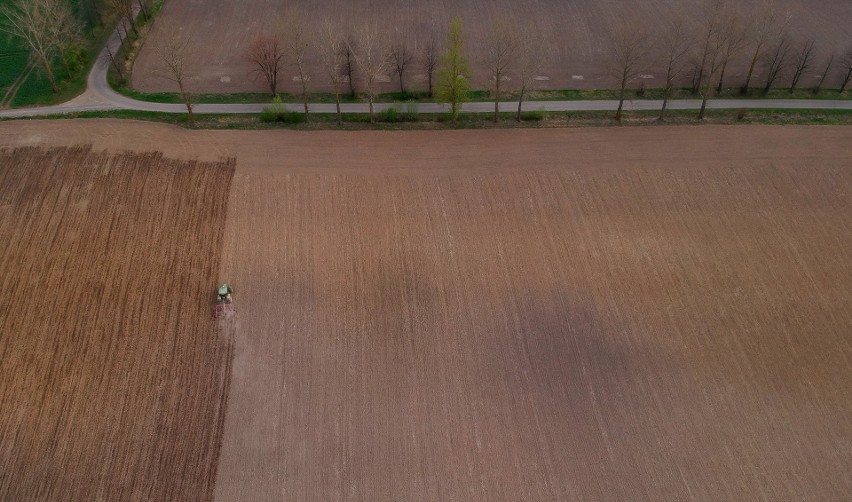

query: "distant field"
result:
(133, 0), (852, 94)
(0, 145), (235, 500)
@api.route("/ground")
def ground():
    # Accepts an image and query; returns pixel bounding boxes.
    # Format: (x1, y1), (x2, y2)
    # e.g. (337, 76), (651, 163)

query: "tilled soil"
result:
(132, 0), (852, 94)
(0, 145), (235, 500)
(214, 125), (852, 499)
(0, 121), (850, 500)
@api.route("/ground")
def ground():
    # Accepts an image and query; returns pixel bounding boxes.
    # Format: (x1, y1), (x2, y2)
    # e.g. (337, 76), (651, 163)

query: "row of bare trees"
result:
(606, 0), (852, 120)
(241, 2), (850, 123)
(243, 15), (550, 123)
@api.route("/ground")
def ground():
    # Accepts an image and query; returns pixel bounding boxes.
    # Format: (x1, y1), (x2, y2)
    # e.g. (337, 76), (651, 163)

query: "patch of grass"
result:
(520, 109), (546, 122)
(10, 107), (849, 130)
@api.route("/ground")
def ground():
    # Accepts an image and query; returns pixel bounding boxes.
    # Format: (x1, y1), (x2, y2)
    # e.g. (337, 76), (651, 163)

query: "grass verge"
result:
(6, 108), (851, 130)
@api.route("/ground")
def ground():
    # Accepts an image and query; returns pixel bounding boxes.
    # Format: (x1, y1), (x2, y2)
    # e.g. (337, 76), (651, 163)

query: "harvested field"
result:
(0, 121), (850, 500)
(0, 145), (235, 500)
(132, 0), (852, 94)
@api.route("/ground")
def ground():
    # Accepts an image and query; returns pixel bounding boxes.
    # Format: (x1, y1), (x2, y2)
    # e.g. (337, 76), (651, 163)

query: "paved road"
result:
(2, 18), (851, 119)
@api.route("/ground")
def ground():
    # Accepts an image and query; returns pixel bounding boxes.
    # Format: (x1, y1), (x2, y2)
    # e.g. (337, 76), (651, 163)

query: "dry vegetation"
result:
(0, 146), (235, 500)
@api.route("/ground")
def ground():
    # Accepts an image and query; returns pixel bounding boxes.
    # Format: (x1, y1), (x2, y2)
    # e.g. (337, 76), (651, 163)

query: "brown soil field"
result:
(0, 145), (235, 500)
(132, 0), (852, 94)
(0, 121), (850, 500)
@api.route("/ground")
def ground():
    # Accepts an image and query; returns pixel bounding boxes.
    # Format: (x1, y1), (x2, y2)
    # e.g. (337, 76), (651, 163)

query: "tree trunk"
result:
(493, 77), (500, 122)
(335, 92), (342, 125)
(177, 81), (193, 122)
(136, 0), (149, 23)
(716, 60), (728, 94)
(615, 80), (626, 121)
(347, 55), (355, 98)
(741, 50), (759, 94)
(300, 76), (309, 122)
(698, 79), (712, 119)
(659, 85), (671, 121)
(398, 71), (404, 94)
(517, 86), (525, 122)
(368, 95), (374, 123)
(39, 54), (58, 93)
(814, 57), (832, 94)
(427, 72), (433, 98)
(841, 68), (852, 93)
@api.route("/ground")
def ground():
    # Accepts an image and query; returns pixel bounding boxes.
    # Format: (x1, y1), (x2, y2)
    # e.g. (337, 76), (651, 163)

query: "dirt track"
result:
(132, 0), (852, 94)
(0, 121), (850, 500)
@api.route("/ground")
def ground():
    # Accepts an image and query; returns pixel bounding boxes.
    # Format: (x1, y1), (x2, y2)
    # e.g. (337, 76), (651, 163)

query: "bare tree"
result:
(689, 0), (726, 94)
(244, 35), (285, 96)
(841, 48), (852, 93)
(762, 36), (790, 94)
(741, 1), (790, 94)
(813, 54), (833, 94)
(715, 6), (748, 93)
(350, 23), (389, 123)
(389, 37), (412, 94)
(0, 0), (77, 93)
(318, 20), (346, 125)
(285, 9), (310, 121)
(106, 0), (138, 37)
(514, 22), (547, 122)
(420, 35), (439, 98)
(788, 38), (815, 91)
(342, 34), (357, 98)
(657, 10), (693, 119)
(154, 23), (196, 121)
(482, 17), (520, 122)
(604, 20), (651, 121)
(103, 42), (124, 80)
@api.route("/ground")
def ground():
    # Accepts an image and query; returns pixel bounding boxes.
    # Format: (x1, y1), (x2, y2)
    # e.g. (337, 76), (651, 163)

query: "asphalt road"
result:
(2, 17), (851, 119)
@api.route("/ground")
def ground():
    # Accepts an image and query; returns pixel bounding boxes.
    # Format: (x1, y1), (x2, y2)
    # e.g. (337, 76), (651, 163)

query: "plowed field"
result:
(132, 0), (852, 93)
(0, 121), (850, 500)
(0, 145), (235, 500)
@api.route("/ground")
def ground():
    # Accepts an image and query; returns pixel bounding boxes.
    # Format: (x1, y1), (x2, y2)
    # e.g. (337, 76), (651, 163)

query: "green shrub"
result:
(260, 96), (305, 123)
(382, 106), (398, 123)
(520, 109), (545, 121)
(403, 102), (419, 121)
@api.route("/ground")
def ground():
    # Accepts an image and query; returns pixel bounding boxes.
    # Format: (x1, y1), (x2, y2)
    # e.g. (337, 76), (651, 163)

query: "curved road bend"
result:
(1, 19), (851, 119)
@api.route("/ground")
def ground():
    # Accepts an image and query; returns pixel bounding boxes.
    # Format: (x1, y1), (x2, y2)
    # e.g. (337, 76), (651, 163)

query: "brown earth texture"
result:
(0, 120), (851, 500)
(132, 0), (852, 94)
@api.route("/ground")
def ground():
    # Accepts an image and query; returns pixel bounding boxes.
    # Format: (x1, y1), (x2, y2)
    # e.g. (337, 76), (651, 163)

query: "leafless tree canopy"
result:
(285, 9), (311, 119)
(840, 48), (852, 93)
(389, 38), (413, 94)
(317, 20), (346, 124)
(605, 20), (651, 120)
(481, 17), (520, 121)
(244, 35), (285, 96)
(514, 21), (548, 121)
(657, 10), (694, 118)
(154, 22), (197, 120)
(349, 22), (390, 122)
(0, 0), (79, 93)
(789, 38), (815, 91)
(420, 36), (439, 98)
